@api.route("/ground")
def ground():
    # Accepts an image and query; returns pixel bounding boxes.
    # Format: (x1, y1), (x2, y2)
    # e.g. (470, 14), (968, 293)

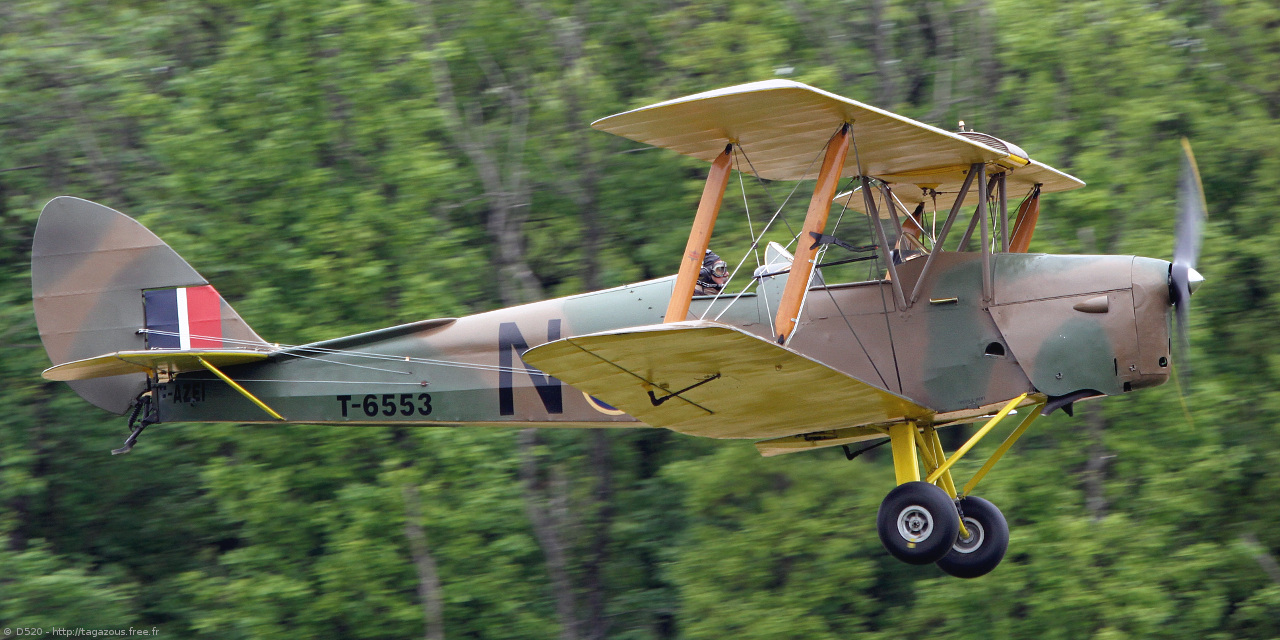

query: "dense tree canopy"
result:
(3, 0), (1280, 637)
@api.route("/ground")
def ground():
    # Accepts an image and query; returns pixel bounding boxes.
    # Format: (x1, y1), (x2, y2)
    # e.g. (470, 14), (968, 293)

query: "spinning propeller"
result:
(1170, 138), (1207, 375)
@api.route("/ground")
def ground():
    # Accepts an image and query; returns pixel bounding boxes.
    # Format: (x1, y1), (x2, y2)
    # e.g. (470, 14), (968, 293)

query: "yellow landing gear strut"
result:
(111, 356), (285, 455)
(876, 394), (1044, 577)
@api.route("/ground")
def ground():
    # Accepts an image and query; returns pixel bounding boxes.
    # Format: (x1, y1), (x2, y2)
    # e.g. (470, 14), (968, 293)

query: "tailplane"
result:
(32, 197), (268, 414)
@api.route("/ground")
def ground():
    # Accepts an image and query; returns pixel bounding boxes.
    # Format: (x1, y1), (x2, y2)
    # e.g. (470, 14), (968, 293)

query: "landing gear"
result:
(936, 496), (1009, 579)
(112, 390), (156, 455)
(876, 481), (959, 565)
(871, 403), (1039, 575)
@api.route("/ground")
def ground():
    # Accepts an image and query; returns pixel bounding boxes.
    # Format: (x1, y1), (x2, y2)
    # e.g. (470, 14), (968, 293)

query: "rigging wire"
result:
(1008, 184), (1039, 243)
(738, 129), (839, 252)
(804, 179), (891, 389)
(790, 174), (857, 333)
(177, 377), (432, 387)
(988, 177), (1001, 253)
(138, 329), (530, 375)
(736, 143), (812, 241)
(817, 281), (890, 390)
(137, 128), (918, 391)
(891, 194), (930, 253)
(281, 350), (413, 376)
(700, 137), (835, 321)
(734, 148), (764, 271)
(858, 178), (905, 393)
(767, 128), (848, 327)
(757, 273), (776, 336)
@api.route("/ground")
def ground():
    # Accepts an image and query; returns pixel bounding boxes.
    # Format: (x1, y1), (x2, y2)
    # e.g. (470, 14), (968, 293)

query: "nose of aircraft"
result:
(1169, 261), (1204, 308)
(1167, 258), (1204, 379)
(1187, 266), (1205, 294)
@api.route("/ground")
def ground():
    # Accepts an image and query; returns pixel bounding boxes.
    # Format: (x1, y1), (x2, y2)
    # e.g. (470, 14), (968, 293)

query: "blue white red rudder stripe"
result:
(144, 285), (225, 349)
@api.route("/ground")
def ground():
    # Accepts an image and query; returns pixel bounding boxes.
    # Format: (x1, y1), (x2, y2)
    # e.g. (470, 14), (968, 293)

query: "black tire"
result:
(935, 496), (1009, 579)
(876, 481), (960, 565)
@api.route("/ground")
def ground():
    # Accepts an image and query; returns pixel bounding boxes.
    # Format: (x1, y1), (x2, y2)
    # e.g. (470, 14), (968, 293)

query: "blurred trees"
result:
(3, 0), (1280, 637)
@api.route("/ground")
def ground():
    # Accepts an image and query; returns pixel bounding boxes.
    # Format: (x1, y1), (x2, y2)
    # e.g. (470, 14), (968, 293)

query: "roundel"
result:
(584, 392), (626, 416)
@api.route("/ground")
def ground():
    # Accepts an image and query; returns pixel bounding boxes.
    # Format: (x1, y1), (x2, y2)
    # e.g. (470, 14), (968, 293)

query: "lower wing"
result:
(521, 321), (934, 440)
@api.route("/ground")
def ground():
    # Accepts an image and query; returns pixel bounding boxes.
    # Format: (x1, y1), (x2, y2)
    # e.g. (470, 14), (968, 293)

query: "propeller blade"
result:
(1170, 138), (1207, 385)
(1173, 137), (1207, 270)
(1173, 273), (1192, 376)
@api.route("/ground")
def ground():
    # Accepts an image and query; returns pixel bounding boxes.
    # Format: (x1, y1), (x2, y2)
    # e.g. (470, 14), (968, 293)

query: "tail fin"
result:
(32, 197), (267, 414)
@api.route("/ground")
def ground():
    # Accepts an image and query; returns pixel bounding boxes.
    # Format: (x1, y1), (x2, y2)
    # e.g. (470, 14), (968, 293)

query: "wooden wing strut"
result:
(664, 145), (734, 322)
(773, 125), (850, 344)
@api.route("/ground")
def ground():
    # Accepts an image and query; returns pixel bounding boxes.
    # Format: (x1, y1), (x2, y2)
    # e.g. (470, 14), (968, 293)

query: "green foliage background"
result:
(3, 0), (1280, 637)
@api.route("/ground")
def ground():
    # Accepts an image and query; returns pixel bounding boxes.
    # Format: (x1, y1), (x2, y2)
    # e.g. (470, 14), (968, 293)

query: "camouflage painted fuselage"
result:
(159, 251), (1172, 437)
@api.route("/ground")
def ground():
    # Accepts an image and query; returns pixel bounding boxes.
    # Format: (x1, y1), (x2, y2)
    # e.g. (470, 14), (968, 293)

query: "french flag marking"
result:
(144, 285), (224, 349)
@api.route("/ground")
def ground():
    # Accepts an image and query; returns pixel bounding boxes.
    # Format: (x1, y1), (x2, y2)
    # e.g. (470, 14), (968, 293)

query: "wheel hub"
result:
(952, 516), (985, 554)
(896, 505), (934, 542)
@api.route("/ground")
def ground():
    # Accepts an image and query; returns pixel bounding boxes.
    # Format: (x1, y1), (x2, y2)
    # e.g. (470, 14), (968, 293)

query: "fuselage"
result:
(158, 252), (1173, 434)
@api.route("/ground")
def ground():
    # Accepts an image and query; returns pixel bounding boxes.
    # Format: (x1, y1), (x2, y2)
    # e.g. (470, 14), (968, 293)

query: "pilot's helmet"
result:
(698, 250), (729, 291)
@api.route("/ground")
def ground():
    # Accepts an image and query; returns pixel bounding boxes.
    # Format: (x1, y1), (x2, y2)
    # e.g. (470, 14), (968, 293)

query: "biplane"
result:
(32, 80), (1206, 578)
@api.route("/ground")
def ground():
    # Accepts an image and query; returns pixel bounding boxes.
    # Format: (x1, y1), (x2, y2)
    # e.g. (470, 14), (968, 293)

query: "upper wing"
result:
(43, 349), (269, 381)
(839, 159), (1081, 219)
(521, 321), (934, 440)
(592, 80), (1079, 186)
(592, 80), (1082, 213)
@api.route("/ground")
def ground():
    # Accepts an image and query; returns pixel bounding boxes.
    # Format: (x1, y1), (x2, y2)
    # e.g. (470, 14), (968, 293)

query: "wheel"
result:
(935, 496), (1009, 579)
(876, 481), (960, 565)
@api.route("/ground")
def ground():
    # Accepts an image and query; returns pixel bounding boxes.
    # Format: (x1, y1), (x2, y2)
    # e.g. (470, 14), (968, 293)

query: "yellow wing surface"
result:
(43, 350), (270, 381)
(593, 79), (1082, 217)
(836, 158), (1078, 219)
(521, 321), (933, 440)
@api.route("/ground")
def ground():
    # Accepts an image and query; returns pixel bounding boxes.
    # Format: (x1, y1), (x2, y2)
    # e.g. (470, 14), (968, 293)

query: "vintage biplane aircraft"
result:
(33, 80), (1206, 578)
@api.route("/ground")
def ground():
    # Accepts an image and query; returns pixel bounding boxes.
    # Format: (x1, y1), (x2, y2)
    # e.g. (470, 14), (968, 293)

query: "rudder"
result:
(32, 197), (267, 414)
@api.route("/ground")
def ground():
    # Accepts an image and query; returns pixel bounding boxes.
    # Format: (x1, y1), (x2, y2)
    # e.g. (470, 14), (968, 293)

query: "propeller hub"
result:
(1169, 262), (1204, 306)
(1187, 267), (1204, 295)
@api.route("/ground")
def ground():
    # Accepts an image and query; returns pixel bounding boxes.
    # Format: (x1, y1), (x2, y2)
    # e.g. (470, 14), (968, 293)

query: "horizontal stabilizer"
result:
(521, 321), (933, 440)
(43, 349), (270, 381)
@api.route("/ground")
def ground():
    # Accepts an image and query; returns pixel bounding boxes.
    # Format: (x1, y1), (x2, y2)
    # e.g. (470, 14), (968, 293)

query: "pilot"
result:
(695, 250), (729, 295)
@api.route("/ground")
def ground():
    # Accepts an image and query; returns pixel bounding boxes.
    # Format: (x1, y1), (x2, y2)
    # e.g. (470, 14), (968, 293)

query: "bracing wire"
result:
(852, 174), (905, 393)
(1008, 184), (1039, 242)
(757, 275), (776, 336)
(734, 148), (763, 271)
(138, 329), (530, 375)
(178, 377), (432, 386)
(143, 130), (900, 387)
(890, 192), (930, 253)
(701, 137), (836, 321)
(988, 181), (1000, 253)
(739, 129), (840, 251)
(282, 350), (413, 376)
(796, 179), (889, 388)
